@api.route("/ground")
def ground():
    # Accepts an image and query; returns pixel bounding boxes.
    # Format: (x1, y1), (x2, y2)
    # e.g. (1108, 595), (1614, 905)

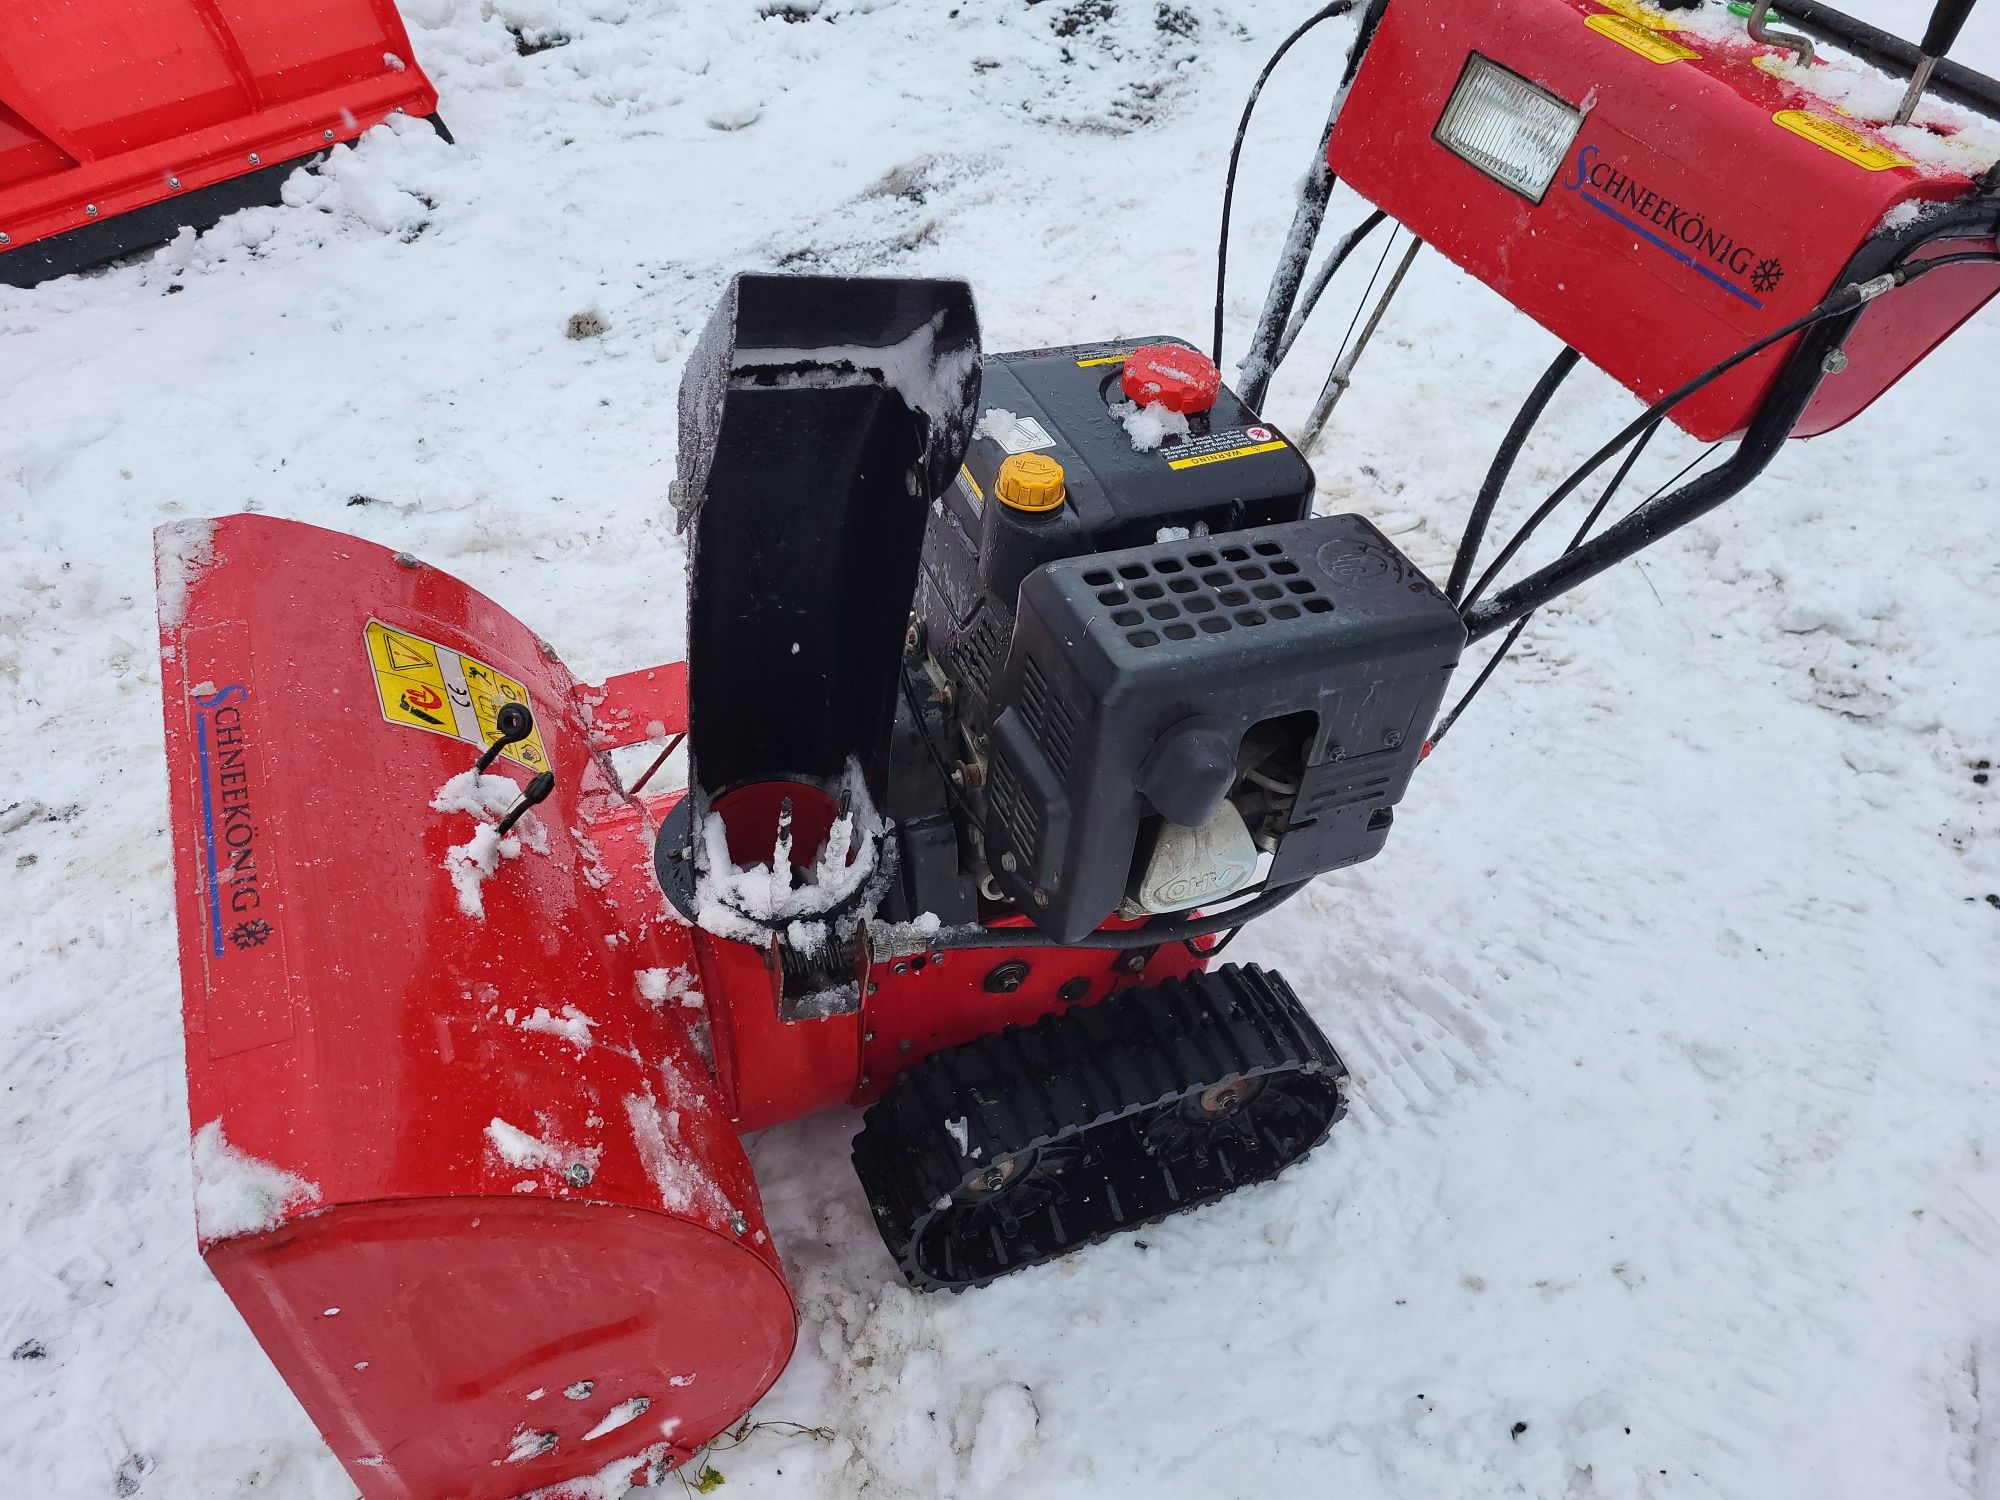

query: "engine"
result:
(887, 337), (1467, 943)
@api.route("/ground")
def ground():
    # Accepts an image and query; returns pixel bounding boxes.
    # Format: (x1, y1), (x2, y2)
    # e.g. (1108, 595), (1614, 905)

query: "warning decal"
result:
(364, 621), (549, 772)
(1771, 110), (1910, 172)
(956, 463), (985, 507)
(1584, 12), (1698, 62)
(1162, 426), (1289, 471)
(1074, 350), (1136, 368)
(1596, 0), (1679, 28)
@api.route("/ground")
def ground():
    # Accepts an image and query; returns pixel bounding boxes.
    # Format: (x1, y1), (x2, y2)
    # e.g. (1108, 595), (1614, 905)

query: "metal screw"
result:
(729, 1214), (748, 1236)
(84, 204), (98, 218)
(324, 129), (336, 141)
(0, 233), (9, 245)
(905, 469), (921, 497)
(563, 1162), (593, 1187)
(891, 961), (909, 976)
(394, 106), (407, 114)
(1384, 729), (1404, 748)
(863, 1031), (876, 1043)
(1822, 348), (1850, 375)
(858, 1075), (870, 1089)
(1000, 852), (1017, 873)
(1033, 888), (1050, 907)
(167, 176), (182, 190)
(247, 152), (261, 165)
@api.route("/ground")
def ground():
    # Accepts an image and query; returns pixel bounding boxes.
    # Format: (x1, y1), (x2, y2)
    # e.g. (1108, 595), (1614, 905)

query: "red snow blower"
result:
(0, 0), (441, 287)
(155, 1), (1998, 1496)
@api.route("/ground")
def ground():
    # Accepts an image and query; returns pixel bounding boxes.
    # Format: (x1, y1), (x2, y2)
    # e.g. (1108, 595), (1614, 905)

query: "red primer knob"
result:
(1120, 344), (1222, 414)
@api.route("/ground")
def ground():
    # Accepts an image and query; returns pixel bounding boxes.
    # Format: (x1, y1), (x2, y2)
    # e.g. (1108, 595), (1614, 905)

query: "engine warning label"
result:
(1162, 425), (1289, 471)
(365, 621), (549, 772)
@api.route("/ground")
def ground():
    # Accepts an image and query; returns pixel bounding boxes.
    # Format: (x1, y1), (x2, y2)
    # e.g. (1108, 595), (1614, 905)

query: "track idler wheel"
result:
(851, 964), (1348, 1292)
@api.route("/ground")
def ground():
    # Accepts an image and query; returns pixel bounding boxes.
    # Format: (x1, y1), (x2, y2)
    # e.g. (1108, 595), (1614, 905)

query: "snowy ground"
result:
(4, 1), (1999, 1496)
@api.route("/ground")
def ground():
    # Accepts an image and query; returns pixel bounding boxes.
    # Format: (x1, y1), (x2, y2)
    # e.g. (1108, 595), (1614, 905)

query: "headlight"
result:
(1434, 54), (1583, 204)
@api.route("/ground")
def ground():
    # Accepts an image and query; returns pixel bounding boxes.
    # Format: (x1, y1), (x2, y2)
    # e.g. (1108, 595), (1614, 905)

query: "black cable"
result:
(1447, 346), (1581, 604)
(1459, 250), (2000, 615)
(1212, 1), (1356, 368)
(1271, 207), (1387, 371)
(1432, 424), (1680, 752)
(1190, 923), (1249, 959)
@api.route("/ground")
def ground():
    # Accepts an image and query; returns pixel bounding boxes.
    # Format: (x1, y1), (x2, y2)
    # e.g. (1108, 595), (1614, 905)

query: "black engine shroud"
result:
(909, 340), (1466, 943)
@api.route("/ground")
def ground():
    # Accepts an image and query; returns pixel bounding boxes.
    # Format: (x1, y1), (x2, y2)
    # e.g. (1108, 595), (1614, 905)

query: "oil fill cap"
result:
(1121, 344), (1222, 414)
(996, 452), (1067, 513)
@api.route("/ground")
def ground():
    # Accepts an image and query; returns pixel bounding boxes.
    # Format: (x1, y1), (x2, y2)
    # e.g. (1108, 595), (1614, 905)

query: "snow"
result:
(514, 1442), (675, 1500)
(637, 964), (703, 1010)
(1109, 395), (1191, 451)
(518, 1003), (599, 1051)
(485, 1117), (557, 1170)
(188, 1121), (320, 1242)
(505, 1426), (557, 1463)
(153, 519), (216, 630)
(624, 1067), (738, 1229)
(486, 1115), (601, 1185)
(3, 1), (1999, 1498)
(582, 1395), (651, 1442)
(731, 309), (978, 433)
(432, 768), (549, 918)
(692, 758), (888, 942)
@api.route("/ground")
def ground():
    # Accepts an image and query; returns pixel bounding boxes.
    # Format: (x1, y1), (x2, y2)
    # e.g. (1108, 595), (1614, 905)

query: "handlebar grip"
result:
(1921, 0), (1978, 59)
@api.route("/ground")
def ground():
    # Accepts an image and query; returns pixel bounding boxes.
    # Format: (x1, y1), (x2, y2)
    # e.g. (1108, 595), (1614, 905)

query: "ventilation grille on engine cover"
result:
(1017, 656), (1077, 779)
(986, 750), (1042, 865)
(953, 606), (1007, 702)
(1081, 539), (1333, 651)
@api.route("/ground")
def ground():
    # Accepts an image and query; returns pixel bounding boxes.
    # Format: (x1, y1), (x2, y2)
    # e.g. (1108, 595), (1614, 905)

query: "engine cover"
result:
(982, 514), (1465, 942)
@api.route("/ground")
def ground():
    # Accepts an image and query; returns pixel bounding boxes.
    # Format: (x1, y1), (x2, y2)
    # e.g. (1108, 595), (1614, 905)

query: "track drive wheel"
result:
(851, 963), (1348, 1292)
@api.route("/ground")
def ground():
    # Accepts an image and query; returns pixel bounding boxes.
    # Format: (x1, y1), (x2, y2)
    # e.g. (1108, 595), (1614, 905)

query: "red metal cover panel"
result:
(1329, 0), (1998, 440)
(157, 516), (794, 1500)
(0, 0), (438, 256)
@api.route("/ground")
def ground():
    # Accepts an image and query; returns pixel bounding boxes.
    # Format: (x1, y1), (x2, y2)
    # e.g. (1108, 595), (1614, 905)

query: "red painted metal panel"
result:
(157, 517), (793, 1500)
(585, 663), (691, 749)
(0, 0), (438, 258)
(157, 517), (1237, 1490)
(1329, 0), (1996, 440)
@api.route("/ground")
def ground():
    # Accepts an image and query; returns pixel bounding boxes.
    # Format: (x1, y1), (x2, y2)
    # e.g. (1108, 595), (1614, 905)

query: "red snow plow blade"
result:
(0, 1), (441, 287)
(156, 516), (793, 1500)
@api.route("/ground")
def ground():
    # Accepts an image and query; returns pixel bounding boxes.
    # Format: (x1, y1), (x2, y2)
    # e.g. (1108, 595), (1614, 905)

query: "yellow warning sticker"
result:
(1074, 351), (1134, 368)
(957, 463), (984, 503)
(1585, 12), (1698, 61)
(364, 620), (549, 772)
(1165, 439), (1289, 472)
(1597, 0), (1681, 29)
(1771, 109), (1910, 171)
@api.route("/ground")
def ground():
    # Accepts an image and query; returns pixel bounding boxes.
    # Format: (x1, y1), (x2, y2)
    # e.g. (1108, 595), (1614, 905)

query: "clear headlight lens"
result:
(1435, 54), (1583, 204)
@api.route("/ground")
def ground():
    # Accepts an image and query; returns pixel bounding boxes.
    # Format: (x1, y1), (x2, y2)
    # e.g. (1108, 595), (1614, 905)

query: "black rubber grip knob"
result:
(1921, 0), (1977, 59)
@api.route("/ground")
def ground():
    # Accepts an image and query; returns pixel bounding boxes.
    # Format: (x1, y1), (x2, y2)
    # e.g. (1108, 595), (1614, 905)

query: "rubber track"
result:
(852, 963), (1349, 1292)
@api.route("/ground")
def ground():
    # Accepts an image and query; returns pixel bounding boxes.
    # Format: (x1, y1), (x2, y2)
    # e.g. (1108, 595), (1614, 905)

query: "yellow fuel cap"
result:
(995, 452), (1066, 513)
